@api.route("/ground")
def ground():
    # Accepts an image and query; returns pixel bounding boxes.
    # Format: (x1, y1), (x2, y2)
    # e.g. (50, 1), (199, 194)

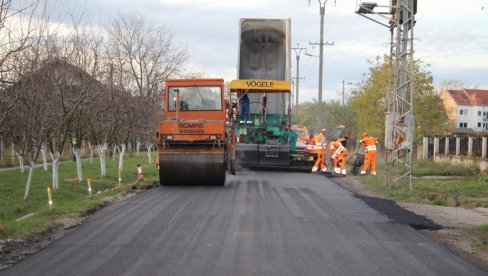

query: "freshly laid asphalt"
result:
(2, 170), (486, 275)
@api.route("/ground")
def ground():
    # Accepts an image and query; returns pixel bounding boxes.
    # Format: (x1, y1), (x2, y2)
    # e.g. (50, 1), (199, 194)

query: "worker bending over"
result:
(359, 132), (379, 176)
(330, 136), (349, 176)
(311, 128), (328, 173)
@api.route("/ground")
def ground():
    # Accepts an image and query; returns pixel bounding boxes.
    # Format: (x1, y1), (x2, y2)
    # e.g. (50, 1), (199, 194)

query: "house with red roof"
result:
(439, 89), (488, 133)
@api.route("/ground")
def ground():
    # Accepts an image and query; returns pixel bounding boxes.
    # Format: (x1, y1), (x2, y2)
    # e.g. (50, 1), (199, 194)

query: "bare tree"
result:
(436, 79), (466, 94)
(86, 63), (123, 177)
(43, 57), (103, 187)
(0, 0), (40, 134)
(1, 0), (59, 199)
(104, 12), (187, 174)
(105, 12), (187, 98)
(87, 84), (121, 177)
(3, 59), (53, 200)
(62, 28), (104, 182)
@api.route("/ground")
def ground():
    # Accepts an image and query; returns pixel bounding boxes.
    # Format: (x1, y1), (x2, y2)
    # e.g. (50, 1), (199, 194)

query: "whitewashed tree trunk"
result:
(50, 152), (61, 190)
(97, 144), (108, 177)
(73, 147), (83, 181)
(146, 144), (153, 164)
(136, 140), (141, 156)
(40, 144), (48, 171)
(118, 144), (126, 173)
(24, 160), (35, 200)
(112, 145), (118, 161)
(16, 152), (25, 173)
(88, 142), (94, 164)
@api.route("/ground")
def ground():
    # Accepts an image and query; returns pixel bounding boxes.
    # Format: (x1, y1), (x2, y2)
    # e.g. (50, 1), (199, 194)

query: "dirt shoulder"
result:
(332, 175), (488, 271)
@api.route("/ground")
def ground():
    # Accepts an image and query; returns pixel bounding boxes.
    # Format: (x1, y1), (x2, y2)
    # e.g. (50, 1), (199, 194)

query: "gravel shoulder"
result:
(332, 175), (488, 271)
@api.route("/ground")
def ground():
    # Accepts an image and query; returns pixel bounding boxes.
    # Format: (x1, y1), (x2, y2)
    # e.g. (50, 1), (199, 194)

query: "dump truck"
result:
(158, 78), (235, 185)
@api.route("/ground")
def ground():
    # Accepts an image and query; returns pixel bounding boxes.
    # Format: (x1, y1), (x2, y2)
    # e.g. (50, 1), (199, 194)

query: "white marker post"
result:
(87, 178), (92, 196)
(118, 169), (122, 186)
(47, 186), (53, 210)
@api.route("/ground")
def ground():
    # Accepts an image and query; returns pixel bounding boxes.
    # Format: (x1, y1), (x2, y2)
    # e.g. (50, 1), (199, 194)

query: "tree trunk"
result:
(41, 144), (48, 171)
(88, 142), (94, 164)
(146, 144), (153, 164)
(16, 152), (25, 173)
(24, 160), (35, 200)
(73, 147), (83, 181)
(11, 146), (15, 164)
(118, 144), (126, 173)
(112, 145), (118, 160)
(136, 140), (141, 156)
(50, 152), (61, 190)
(97, 144), (108, 177)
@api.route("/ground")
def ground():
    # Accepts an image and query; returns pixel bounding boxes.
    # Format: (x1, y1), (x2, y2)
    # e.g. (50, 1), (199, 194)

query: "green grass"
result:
(360, 158), (488, 208)
(414, 159), (479, 177)
(0, 153), (159, 239)
(471, 225), (488, 251)
(359, 156), (488, 255)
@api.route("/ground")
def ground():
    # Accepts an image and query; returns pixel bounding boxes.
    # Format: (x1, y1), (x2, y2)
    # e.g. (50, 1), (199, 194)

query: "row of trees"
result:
(292, 55), (448, 144)
(0, 1), (187, 199)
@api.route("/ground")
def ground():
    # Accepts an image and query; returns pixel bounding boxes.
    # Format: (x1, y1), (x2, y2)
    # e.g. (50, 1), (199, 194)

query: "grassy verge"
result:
(358, 156), (488, 253)
(361, 157), (488, 208)
(0, 153), (159, 239)
(470, 225), (488, 251)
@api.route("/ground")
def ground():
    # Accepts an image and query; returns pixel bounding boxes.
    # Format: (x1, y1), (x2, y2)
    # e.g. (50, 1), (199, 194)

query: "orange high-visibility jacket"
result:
(360, 136), (379, 152)
(312, 133), (327, 150)
(306, 133), (326, 153)
(330, 139), (348, 157)
(304, 135), (315, 145)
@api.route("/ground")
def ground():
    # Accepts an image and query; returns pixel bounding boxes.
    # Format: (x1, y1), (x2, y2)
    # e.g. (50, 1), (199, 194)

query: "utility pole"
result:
(342, 80), (345, 106)
(342, 81), (353, 105)
(292, 45), (307, 107)
(292, 77), (305, 108)
(309, 0), (334, 131)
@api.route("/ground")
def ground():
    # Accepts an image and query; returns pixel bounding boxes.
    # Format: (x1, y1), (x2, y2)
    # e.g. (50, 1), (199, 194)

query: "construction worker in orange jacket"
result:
(304, 130), (315, 145)
(330, 137), (349, 175)
(311, 128), (328, 173)
(359, 132), (379, 175)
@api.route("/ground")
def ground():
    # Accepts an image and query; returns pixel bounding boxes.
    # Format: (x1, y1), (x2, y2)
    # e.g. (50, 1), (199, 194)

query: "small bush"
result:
(431, 199), (447, 206)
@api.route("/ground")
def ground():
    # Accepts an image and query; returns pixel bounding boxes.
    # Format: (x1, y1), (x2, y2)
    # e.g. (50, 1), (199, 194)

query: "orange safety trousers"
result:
(333, 150), (348, 170)
(314, 149), (327, 170)
(362, 150), (376, 173)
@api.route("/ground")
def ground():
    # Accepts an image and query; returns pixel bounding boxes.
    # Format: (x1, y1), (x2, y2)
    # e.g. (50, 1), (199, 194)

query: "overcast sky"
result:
(73, 0), (488, 103)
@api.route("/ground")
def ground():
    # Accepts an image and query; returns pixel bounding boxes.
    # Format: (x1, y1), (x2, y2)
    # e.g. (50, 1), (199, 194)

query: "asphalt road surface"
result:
(2, 170), (486, 275)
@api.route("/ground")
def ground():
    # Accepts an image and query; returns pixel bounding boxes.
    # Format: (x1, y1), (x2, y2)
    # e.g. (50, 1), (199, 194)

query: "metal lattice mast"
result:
(356, 0), (416, 190)
(388, 0), (415, 191)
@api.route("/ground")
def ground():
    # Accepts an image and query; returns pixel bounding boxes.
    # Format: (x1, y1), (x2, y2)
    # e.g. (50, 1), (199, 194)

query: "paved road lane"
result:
(2, 170), (486, 275)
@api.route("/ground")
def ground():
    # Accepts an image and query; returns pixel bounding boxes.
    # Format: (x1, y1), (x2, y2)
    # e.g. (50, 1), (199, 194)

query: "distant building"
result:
(439, 89), (488, 133)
